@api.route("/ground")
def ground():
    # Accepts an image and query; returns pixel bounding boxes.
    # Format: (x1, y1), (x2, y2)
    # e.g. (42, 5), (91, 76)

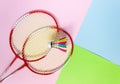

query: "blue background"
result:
(75, 0), (120, 65)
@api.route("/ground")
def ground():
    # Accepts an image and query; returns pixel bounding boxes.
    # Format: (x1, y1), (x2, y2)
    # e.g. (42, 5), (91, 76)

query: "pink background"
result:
(0, 0), (91, 84)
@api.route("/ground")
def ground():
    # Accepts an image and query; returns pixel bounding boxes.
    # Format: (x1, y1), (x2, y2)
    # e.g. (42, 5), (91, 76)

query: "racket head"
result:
(23, 28), (74, 75)
(22, 26), (58, 62)
(9, 10), (58, 60)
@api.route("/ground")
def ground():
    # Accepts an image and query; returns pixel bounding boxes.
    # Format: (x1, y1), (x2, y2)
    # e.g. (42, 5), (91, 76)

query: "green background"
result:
(57, 45), (120, 84)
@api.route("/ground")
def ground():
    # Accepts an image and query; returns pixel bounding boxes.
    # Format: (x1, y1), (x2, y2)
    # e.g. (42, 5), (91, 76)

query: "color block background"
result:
(57, 45), (120, 84)
(57, 0), (120, 84)
(0, 0), (120, 84)
(75, 0), (120, 65)
(0, 0), (91, 84)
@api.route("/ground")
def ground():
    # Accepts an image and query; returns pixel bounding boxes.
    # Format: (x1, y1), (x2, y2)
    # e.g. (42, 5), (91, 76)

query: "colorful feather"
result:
(51, 37), (67, 52)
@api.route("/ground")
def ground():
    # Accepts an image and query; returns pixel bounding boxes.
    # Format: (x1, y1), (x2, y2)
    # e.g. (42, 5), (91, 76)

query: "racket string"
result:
(0, 10), (74, 82)
(22, 26), (57, 61)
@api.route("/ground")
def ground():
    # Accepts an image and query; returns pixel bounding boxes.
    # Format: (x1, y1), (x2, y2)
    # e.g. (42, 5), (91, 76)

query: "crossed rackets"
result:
(0, 10), (73, 82)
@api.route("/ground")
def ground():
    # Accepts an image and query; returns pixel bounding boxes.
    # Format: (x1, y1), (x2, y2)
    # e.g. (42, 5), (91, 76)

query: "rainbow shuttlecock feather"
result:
(51, 37), (67, 52)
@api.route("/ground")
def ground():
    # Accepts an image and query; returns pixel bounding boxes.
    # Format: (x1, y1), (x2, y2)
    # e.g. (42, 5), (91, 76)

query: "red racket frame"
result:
(0, 27), (73, 82)
(21, 26), (58, 62)
(11, 10), (59, 61)
(23, 28), (74, 75)
(0, 10), (59, 82)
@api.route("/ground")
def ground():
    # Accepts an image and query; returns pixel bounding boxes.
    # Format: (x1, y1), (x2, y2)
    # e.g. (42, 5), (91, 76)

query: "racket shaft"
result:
(0, 64), (25, 82)
(0, 57), (17, 78)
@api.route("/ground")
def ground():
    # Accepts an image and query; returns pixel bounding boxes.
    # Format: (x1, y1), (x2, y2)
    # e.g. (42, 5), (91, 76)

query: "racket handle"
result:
(0, 64), (25, 83)
(0, 57), (17, 78)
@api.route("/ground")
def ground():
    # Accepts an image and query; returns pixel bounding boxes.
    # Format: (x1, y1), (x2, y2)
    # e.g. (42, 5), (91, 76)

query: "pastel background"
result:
(75, 0), (120, 65)
(0, 0), (120, 84)
(57, 0), (120, 84)
(57, 45), (120, 84)
(0, 0), (91, 84)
